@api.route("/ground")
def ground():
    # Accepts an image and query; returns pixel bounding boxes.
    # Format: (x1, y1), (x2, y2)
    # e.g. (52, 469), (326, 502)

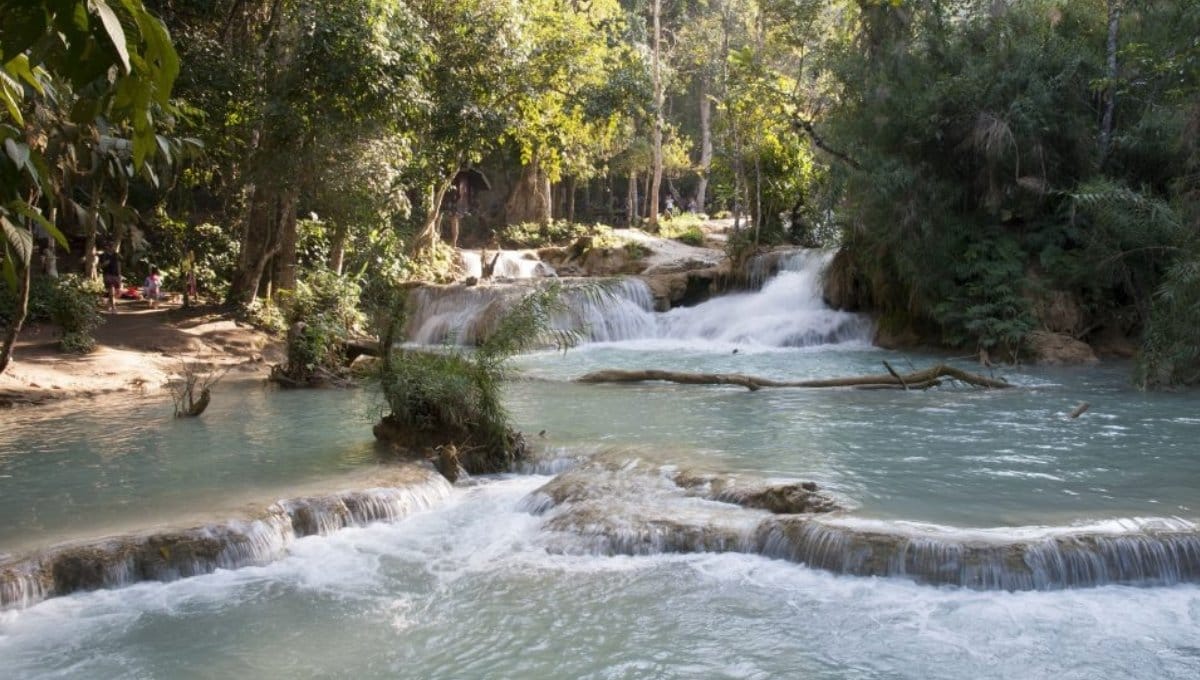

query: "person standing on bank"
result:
(143, 266), (162, 309)
(99, 242), (121, 312)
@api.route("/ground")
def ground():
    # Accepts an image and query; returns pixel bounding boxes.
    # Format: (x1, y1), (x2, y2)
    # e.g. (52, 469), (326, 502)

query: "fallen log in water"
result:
(576, 363), (1011, 391)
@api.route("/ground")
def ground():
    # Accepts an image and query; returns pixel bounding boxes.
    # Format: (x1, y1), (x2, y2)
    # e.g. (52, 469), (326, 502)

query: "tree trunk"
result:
(329, 222), (348, 275)
(627, 171), (639, 227)
(643, 172), (652, 222)
(567, 177), (577, 223)
(505, 159), (552, 226)
(754, 152), (763, 244)
(273, 187), (299, 296)
(1099, 0), (1122, 163)
(413, 178), (453, 255)
(577, 364), (1012, 391)
(695, 76), (713, 213)
(227, 187), (283, 307)
(649, 0), (664, 229)
(0, 257), (31, 376)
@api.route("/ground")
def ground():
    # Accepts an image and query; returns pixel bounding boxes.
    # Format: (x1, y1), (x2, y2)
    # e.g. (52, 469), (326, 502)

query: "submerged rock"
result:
(713, 482), (841, 515)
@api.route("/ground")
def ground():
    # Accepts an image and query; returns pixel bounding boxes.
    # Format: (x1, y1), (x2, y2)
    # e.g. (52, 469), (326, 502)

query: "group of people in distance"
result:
(97, 242), (161, 313)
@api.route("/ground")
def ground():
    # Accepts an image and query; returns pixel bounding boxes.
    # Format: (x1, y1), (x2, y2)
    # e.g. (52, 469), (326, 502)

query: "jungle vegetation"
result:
(1, 0), (1197, 386)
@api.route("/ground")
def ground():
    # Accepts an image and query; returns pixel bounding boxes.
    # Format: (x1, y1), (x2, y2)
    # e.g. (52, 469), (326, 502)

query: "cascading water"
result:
(522, 454), (1200, 591)
(0, 467), (451, 610)
(6, 253), (1200, 677)
(408, 249), (872, 348)
(458, 250), (556, 280)
(655, 250), (872, 347)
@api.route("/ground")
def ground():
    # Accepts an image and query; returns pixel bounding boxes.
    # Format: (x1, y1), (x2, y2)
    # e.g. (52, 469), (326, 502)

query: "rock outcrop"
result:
(1025, 330), (1099, 365)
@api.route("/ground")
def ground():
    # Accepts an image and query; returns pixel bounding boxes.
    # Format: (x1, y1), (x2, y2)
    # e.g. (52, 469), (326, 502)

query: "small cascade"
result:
(0, 469), (452, 610)
(409, 249), (871, 348)
(404, 279), (656, 346)
(656, 250), (872, 346)
(522, 457), (1200, 591)
(457, 249), (555, 281)
(757, 517), (1200, 590)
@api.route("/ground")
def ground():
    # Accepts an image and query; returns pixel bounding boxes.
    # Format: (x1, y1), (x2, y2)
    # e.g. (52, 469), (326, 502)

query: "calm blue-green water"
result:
(3, 257), (1200, 677)
(0, 382), (386, 554)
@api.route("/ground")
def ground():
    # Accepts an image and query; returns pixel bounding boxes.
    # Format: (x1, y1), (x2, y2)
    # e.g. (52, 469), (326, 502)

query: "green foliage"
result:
(1137, 247), (1200, 388)
(659, 214), (706, 246)
(378, 284), (573, 472)
(2, 274), (103, 351)
(146, 214), (239, 299)
(500, 221), (593, 249)
(815, 0), (1199, 373)
(275, 270), (366, 384)
(930, 235), (1034, 354)
(0, 275), (106, 353)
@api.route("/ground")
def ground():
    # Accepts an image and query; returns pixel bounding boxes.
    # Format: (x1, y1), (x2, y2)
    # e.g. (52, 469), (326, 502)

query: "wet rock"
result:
(433, 445), (465, 483)
(673, 472), (842, 514)
(715, 482), (841, 514)
(1025, 330), (1099, 365)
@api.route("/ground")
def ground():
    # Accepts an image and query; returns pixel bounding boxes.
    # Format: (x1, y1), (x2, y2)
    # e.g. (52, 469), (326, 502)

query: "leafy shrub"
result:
(377, 284), (572, 473)
(931, 235), (1034, 356)
(659, 214), (707, 246)
(1, 277), (51, 328)
(47, 276), (105, 353)
(272, 269), (366, 385)
(1136, 245), (1200, 388)
(501, 221), (593, 248)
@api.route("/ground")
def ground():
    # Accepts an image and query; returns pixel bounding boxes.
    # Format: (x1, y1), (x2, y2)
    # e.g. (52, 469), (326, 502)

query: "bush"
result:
(272, 269), (366, 385)
(48, 276), (105, 353)
(500, 221), (592, 248)
(659, 214), (707, 246)
(376, 284), (572, 473)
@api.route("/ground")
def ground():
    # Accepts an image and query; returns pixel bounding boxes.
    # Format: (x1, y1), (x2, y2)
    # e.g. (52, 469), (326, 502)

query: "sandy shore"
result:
(0, 301), (283, 407)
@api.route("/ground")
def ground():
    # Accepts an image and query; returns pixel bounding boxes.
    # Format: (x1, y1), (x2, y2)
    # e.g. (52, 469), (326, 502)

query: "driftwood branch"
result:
(576, 364), (1011, 392)
(882, 360), (908, 390)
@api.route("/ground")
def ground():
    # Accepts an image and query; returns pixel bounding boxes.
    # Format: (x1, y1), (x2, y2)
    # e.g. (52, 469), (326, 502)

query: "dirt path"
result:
(0, 300), (282, 407)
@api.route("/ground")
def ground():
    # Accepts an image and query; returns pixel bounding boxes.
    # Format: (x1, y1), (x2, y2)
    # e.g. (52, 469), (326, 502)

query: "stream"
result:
(2, 252), (1199, 678)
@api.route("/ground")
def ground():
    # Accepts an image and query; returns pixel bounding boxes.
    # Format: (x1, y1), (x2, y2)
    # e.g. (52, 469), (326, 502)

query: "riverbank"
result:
(0, 302), (282, 407)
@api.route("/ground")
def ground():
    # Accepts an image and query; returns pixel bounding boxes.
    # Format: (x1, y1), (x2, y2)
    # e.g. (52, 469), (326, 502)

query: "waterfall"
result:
(408, 249), (872, 348)
(757, 516), (1200, 590)
(0, 470), (452, 610)
(405, 279), (657, 346)
(656, 251), (872, 347)
(523, 458), (1200, 591)
(457, 250), (556, 281)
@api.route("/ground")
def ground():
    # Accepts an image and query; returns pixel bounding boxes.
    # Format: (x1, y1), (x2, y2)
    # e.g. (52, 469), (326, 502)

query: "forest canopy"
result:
(2, 0), (1198, 386)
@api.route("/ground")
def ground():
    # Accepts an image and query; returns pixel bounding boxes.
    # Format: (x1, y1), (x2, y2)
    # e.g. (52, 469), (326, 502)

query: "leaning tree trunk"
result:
(0, 257), (31, 375)
(412, 178), (453, 255)
(505, 159), (552, 226)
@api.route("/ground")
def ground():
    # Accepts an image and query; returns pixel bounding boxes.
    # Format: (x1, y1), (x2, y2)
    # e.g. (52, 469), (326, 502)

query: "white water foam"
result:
(458, 250), (556, 280)
(4, 475), (1200, 679)
(411, 250), (873, 348)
